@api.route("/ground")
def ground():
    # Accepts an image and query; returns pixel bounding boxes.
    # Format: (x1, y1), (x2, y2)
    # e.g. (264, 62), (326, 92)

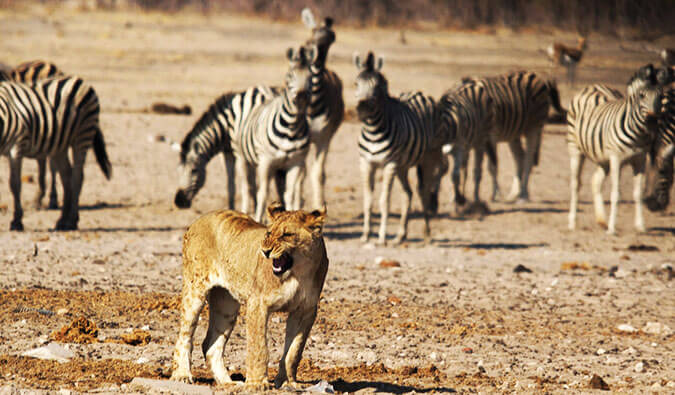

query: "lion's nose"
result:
(261, 248), (272, 259)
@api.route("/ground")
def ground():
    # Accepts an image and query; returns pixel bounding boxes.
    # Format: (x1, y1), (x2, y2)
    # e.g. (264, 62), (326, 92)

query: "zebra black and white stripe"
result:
(354, 51), (444, 245)
(436, 79), (494, 209)
(301, 8), (345, 208)
(645, 70), (675, 211)
(463, 71), (565, 202)
(235, 46), (314, 222)
(9, 60), (66, 209)
(174, 85), (276, 210)
(0, 76), (112, 231)
(566, 64), (663, 234)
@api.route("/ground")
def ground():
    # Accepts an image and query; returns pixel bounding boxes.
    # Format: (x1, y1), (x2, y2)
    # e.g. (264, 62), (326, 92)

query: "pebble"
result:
(622, 347), (636, 354)
(429, 352), (437, 361)
(596, 348), (606, 355)
(642, 322), (672, 336)
(613, 269), (629, 278)
(535, 366), (544, 375)
(550, 278), (559, 287)
(22, 343), (74, 363)
(634, 362), (644, 373)
(136, 356), (149, 364)
(56, 308), (69, 315)
(617, 324), (637, 333)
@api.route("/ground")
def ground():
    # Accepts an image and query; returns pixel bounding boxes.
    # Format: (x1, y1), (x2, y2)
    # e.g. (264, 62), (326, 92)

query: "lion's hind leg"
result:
(274, 307), (318, 389)
(171, 286), (207, 383)
(202, 287), (241, 385)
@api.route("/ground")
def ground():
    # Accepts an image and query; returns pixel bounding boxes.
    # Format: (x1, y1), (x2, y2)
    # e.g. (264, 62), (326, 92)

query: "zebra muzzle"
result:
(174, 190), (192, 209)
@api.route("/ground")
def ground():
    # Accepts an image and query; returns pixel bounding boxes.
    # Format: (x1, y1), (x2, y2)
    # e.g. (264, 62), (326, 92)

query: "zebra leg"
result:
(32, 158), (47, 209)
(283, 164), (305, 211)
(8, 155), (24, 231)
(59, 150), (86, 230)
(607, 155), (621, 235)
(451, 148), (467, 208)
(222, 152), (236, 210)
(393, 168), (412, 245)
(309, 144), (329, 209)
(506, 138), (525, 202)
(517, 131), (541, 203)
(377, 163), (397, 246)
(568, 150), (585, 230)
(631, 156), (646, 233)
(360, 158), (375, 243)
(52, 153), (74, 231)
(254, 162), (272, 223)
(487, 141), (501, 201)
(591, 165), (608, 229)
(238, 159), (256, 214)
(48, 159), (58, 209)
(473, 145), (485, 203)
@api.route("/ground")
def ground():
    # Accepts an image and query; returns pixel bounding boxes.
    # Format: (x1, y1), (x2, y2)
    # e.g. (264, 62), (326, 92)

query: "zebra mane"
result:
(180, 92), (237, 163)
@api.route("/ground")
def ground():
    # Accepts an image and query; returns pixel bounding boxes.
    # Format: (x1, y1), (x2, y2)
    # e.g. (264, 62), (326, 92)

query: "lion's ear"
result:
(267, 202), (285, 221)
(307, 206), (326, 232)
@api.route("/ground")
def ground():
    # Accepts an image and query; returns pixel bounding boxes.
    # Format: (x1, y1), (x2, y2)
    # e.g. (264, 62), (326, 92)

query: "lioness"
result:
(170, 202), (328, 389)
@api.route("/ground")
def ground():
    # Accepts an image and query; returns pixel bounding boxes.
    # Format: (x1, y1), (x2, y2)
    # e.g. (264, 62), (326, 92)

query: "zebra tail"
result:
(546, 80), (567, 117)
(93, 128), (112, 180)
(486, 141), (497, 168)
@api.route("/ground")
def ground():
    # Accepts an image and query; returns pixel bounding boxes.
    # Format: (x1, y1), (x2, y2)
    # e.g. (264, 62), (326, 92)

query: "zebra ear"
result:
(353, 52), (361, 69)
(323, 17), (333, 28)
(301, 8), (316, 29)
(286, 47), (295, 61)
(376, 56), (384, 71)
(364, 52), (375, 70)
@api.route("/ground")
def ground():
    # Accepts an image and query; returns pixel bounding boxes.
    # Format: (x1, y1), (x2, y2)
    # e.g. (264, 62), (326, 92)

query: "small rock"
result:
(56, 308), (69, 315)
(305, 380), (334, 393)
(140, 325), (150, 331)
(651, 382), (662, 389)
(634, 362), (644, 373)
(462, 347), (473, 354)
(550, 278), (559, 287)
(376, 257), (401, 268)
(170, 142), (181, 152)
(596, 348), (606, 355)
(642, 322), (672, 336)
(617, 324), (637, 333)
(513, 264), (532, 273)
(135, 357), (149, 364)
(589, 374), (610, 391)
(429, 352), (437, 361)
(535, 366), (544, 375)
(22, 343), (75, 362)
(622, 347), (636, 354)
(387, 296), (402, 305)
(613, 269), (629, 278)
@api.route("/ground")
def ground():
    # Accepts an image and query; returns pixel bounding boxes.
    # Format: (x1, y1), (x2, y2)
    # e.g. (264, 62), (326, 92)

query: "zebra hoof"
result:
(55, 219), (77, 231)
(47, 200), (59, 210)
(10, 221), (24, 231)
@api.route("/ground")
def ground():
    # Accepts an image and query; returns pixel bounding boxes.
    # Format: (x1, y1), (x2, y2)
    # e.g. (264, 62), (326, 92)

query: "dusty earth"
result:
(0, 4), (673, 394)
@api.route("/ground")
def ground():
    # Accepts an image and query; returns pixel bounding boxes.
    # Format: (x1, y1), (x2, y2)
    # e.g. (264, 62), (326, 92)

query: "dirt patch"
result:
(50, 317), (99, 344)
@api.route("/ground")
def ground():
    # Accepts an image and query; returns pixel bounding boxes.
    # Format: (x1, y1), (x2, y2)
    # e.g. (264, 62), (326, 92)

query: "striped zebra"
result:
(645, 69), (675, 211)
(236, 46), (315, 222)
(0, 76), (112, 231)
(354, 52), (445, 245)
(436, 79), (494, 209)
(566, 64), (664, 234)
(301, 8), (345, 208)
(174, 85), (276, 210)
(9, 60), (65, 209)
(463, 71), (565, 202)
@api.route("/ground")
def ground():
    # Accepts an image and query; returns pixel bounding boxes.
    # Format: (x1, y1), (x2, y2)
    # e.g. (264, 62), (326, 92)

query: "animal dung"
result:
(50, 317), (99, 344)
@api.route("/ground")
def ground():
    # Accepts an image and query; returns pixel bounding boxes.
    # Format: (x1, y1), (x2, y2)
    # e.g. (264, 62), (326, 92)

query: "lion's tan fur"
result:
(170, 203), (328, 389)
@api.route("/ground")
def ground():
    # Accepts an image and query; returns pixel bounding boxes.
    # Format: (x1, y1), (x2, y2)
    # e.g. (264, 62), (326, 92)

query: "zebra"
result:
(236, 46), (315, 222)
(0, 76), (112, 231)
(566, 64), (664, 234)
(174, 85), (277, 210)
(645, 68), (675, 211)
(354, 51), (445, 245)
(8, 60), (66, 209)
(300, 8), (345, 209)
(436, 79), (494, 210)
(462, 71), (565, 203)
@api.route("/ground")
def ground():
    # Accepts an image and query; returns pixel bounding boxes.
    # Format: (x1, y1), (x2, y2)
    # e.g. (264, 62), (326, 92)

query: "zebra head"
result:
(301, 8), (335, 65)
(353, 51), (387, 119)
(175, 138), (206, 209)
(626, 64), (665, 125)
(284, 45), (315, 113)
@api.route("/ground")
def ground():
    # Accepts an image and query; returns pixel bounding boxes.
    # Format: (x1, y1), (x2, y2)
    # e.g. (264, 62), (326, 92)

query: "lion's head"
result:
(260, 202), (326, 278)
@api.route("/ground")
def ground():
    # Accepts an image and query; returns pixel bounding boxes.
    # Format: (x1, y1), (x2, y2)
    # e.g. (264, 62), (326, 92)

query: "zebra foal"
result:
(354, 52), (444, 245)
(0, 76), (112, 230)
(567, 64), (664, 234)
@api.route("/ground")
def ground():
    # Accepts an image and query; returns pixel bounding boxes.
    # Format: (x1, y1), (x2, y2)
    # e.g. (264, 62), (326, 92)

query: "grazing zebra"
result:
(9, 60), (66, 209)
(174, 85), (277, 210)
(645, 69), (675, 211)
(236, 46), (315, 222)
(463, 71), (565, 203)
(566, 64), (664, 234)
(436, 79), (494, 209)
(0, 76), (112, 231)
(301, 8), (345, 209)
(354, 52), (444, 245)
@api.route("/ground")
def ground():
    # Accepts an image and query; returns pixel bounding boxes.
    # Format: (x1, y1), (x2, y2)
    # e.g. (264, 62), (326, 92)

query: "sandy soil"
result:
(0, 5), (673, 394)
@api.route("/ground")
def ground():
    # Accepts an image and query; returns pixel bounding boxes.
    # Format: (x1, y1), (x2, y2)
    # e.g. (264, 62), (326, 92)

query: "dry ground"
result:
(0, 4), (673, 394)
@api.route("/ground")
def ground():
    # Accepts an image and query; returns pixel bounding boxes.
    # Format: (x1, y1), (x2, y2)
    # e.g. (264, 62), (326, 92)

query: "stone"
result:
(642, 322), (672, 336)
(129, 378), (212, 394)
(22, 343), (75, 362)
(589, 374), (609, 390)
(634, 362), (645, 373)
(617, 324), (637, 333)
(305, 380), (334, 393)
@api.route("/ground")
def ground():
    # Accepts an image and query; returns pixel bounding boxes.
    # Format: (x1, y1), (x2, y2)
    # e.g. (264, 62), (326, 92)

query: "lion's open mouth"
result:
(272, 253), (293, 276)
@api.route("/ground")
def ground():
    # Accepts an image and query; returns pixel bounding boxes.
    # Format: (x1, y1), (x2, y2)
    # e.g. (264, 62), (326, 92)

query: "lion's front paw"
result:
(244, 380), (271, 391)
(170, 371), (194, 384)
